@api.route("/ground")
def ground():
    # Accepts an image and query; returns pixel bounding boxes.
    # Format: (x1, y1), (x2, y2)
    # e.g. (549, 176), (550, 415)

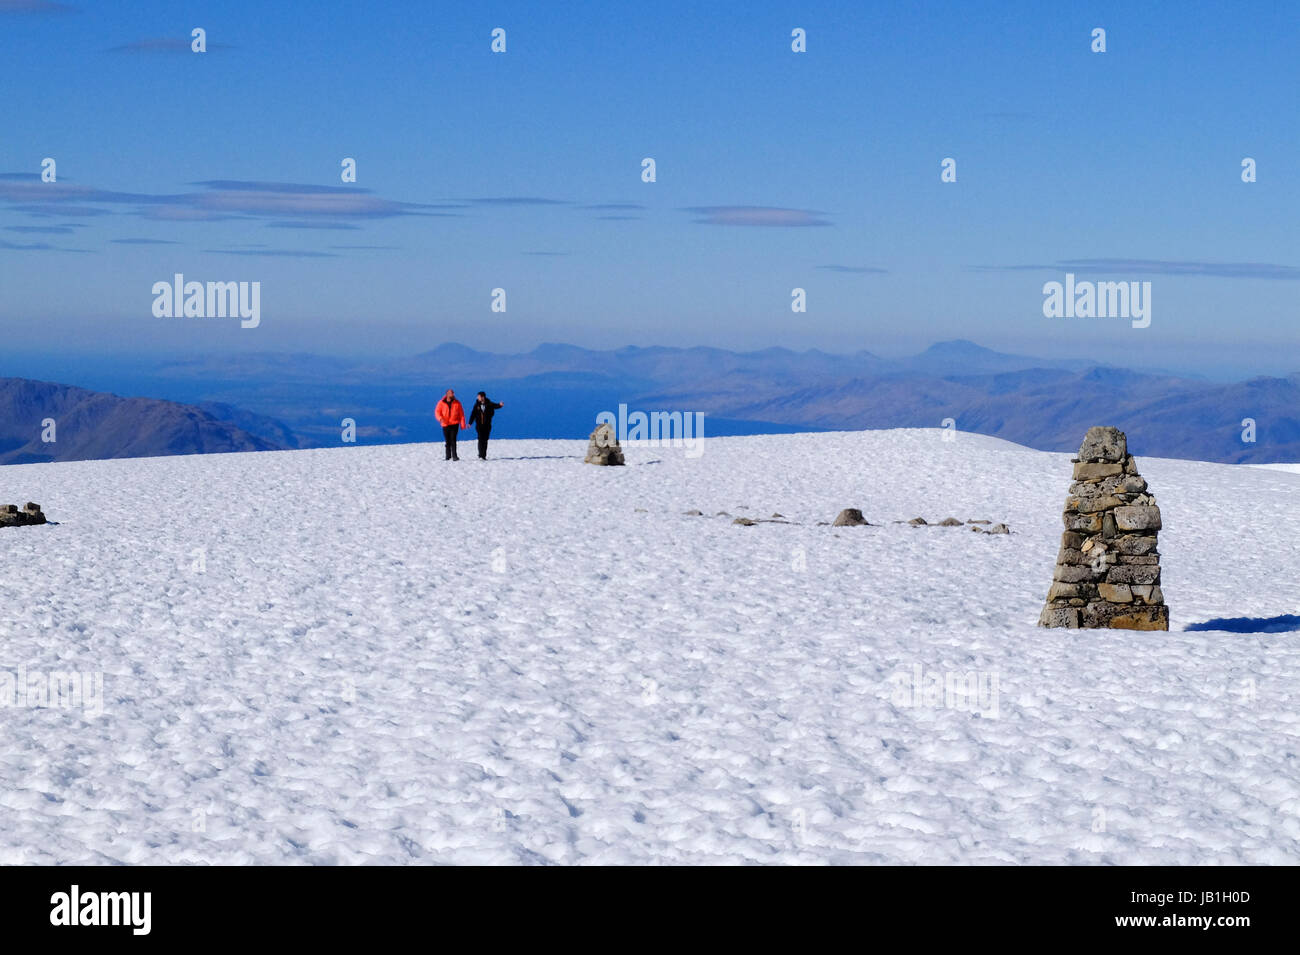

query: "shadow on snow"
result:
(1185, 614), (1300, 633)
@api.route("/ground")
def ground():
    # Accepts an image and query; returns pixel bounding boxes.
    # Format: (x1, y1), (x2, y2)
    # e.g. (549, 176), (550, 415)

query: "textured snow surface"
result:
(2, 430), (1299, 864)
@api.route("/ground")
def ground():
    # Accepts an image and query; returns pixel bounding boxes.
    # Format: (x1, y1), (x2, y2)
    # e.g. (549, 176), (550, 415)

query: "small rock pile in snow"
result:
(0, 502), (46, 527)
(584, 423), (625, 466)
(1039, 426), (1168, 630)
(832, 508), (868, 526)
(587, 426), (626, 467)
(894, 516), (1010, 533)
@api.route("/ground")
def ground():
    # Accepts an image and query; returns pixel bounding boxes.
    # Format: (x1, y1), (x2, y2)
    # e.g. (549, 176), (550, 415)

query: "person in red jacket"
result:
(434, 388), (468, 460)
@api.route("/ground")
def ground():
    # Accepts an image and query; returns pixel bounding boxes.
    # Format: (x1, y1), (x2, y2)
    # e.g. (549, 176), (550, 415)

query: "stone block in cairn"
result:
(0, 502), (47, 527)
(1038, 427), (1168, 630)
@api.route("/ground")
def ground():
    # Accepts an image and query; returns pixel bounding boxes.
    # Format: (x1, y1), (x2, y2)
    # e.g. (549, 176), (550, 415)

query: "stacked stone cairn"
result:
(1039, 427), (1168, 630)
(584, 422), (625, 466)
(0, 502), (46, 527)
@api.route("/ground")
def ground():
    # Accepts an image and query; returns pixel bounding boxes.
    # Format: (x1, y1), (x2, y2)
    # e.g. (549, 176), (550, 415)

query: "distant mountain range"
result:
(0, 378), (297, 465)
(3, 340), (1298, 464)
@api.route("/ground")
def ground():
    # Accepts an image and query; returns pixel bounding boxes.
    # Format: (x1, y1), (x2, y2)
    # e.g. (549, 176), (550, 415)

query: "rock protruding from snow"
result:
(1039, 427), (1168, 630)
(0, 502), (46, 527)
(832, 508), (867, 526)
(584, 423), (625, 466)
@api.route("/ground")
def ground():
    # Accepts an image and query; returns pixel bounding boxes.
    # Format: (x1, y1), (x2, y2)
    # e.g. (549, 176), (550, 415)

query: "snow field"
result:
(1, 429), (1298, 863)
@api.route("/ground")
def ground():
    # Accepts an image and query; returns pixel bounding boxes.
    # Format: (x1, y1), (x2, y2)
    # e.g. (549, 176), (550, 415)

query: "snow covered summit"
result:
(1, 429), (1298, 863)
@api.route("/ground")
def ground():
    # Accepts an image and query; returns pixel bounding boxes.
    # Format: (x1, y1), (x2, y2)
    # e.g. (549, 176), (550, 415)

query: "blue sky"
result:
(1, 0), (1296, 376)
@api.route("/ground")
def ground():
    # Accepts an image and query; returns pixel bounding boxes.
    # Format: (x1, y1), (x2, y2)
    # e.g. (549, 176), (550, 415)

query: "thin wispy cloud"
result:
(11, 203), (113, 217)
(0, 177), (193, 207)
(1, 238), (56, 250)
(190, 181), (447, 219)
(0, 238), (89, 252)
(5, 224), (80, 234)
(0, 175), (170, 209)
(581, 203), (644, 211)
(0, 0), (75, 13)
(141, 207), (239, 222)
(975, 258), (1300, 280)
(818, 264), (888, 274)
(0, 176), (448, 225)
(684, 206), (831, 227)
(464, 197), (571, 206)
(267, 221), (363, 231)
(110, 238), (178, 245)
(202, 248), (337, 258)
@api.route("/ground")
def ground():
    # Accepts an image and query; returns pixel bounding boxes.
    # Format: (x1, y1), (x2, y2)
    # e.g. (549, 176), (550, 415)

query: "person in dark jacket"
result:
(468, 392), (504, 459)
(435, 389), (467, 460)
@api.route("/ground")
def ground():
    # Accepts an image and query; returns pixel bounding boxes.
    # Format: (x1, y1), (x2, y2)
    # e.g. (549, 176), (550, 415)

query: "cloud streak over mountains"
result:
(0, 0), (74, 13)
(1, 174), (843, 251)
(5, 224), (80, 234)
(818, 264), (888, 274)
(975, 258), (1300, 280)
(684, 206), (832, 227)
(2, 175), (839, 233)
(9, 173), (1281, 287)
(0, 238), (86, 252)
(0, 176), (455, 223)
(202, 248), (338, 258)
(464, 197), (569, 206)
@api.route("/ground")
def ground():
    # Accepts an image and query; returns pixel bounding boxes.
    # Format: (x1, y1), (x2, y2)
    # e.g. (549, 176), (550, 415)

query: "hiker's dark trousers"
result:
(442, 425), (460, 459)
(476, 426), (492, 459)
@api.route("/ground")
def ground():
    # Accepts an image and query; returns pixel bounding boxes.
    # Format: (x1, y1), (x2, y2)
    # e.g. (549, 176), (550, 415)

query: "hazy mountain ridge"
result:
(0, 378), (292, 465)
(5, 341), (1298, 464)
(195, 401), (315, 450)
